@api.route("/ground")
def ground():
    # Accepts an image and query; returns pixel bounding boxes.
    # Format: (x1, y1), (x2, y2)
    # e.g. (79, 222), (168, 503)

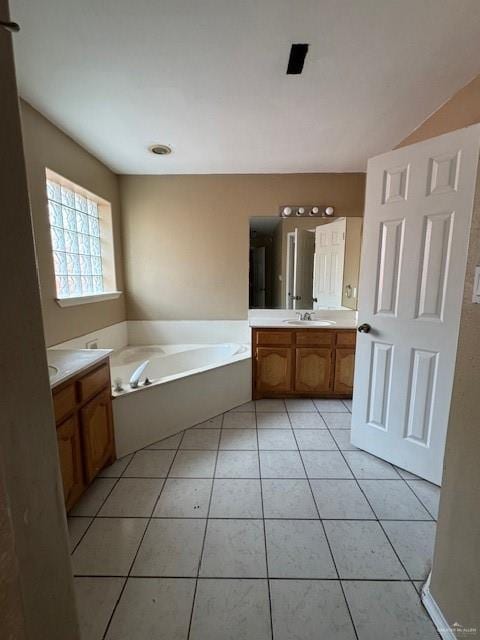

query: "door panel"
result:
(334, 348), (355, 394)
(352, 124), (480, 484)
(80, 388), (115, 483)
(57, 415), (84, 510)
(295, 348), (332, 393)
(256, 347), (292, 394)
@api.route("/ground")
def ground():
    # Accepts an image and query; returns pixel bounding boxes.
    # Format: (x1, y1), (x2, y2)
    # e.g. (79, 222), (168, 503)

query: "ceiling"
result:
(11, 0), (480, 175)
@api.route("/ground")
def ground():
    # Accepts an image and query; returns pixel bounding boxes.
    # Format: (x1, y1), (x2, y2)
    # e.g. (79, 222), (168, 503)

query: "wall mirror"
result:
(249, 216), (362, 310)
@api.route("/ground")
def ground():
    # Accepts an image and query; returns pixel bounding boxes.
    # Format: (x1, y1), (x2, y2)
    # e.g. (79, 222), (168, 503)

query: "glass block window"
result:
(47, 178), (105, 298)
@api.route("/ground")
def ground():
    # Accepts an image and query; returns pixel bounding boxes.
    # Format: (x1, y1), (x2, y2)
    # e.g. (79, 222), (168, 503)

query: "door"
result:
(352, 125), (480, 484)
(57, 414), (85, 510)
(80, 388), (115, 482)
(294, 228), (315, 308)
(295, 348), (332, 393)
(252, 246), (266, 307)
(255, 347), (293, 395)
(313, 218), (346, 308)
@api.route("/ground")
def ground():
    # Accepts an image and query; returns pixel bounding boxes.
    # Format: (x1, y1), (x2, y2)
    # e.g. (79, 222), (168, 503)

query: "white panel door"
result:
(352, 125), (480, 485)
(313, 218), (346, 308)
(294, 228), (315, 308)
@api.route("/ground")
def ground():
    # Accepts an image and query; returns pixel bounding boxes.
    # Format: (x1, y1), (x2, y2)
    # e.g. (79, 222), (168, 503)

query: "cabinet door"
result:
(295, 348), (332, 393)
(255, 347), (293, 394)
(334, 347), (355, 394)
(80, 388), (115, 483)
(57, 414), (85, 511)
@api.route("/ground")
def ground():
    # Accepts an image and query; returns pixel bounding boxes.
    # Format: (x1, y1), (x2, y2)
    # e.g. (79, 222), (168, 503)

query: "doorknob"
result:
(358, 323), (371, 334)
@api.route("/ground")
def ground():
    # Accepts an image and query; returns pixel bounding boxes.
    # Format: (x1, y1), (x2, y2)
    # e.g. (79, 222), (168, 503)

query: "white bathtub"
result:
(111, 343), (251, 456)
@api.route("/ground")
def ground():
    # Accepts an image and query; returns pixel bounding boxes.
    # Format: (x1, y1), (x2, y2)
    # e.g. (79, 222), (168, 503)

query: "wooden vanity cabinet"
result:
(52, 358), (115, 511)
(253, 328), (356, 399)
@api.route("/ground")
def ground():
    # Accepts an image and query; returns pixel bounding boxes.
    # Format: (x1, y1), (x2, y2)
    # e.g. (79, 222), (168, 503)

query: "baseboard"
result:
(421, 573), (456, 640)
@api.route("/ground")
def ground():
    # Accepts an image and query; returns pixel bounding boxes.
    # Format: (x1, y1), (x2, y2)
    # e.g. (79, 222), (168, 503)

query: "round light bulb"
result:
(283, 207), (292, 216)
(310, 207), (319, 215)
(325, 206), (334, 216)
(298, 207), (305, 214)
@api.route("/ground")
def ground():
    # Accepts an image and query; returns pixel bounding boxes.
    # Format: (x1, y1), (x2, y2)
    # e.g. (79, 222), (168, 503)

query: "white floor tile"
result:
(310, 480), (375, 519)
(222, 412), (256, 428)
(265, 519), (336, 578)
(229, 401), (255, 412)
(261, 479), (318, 518)
(105, 578), (195, 640)
(190, 579), (271, 640)
(68, 517), (92, 552)
(342, 400), (353, 411)
(330, 429), (358, 451)
(321, 413), (352, 428)
(123, 450), (175, 478)
(342, 451), (400, 479)
(382, 520), (436, 580)
(393, 465), (419, 480)
(215, 451), (260, 478)
(406, 480), (441, 519)
(301, 451), (353, 479)
(256, 399), (286, 412)
(270, 580), (356, 640)
(145, 433), (183, 450)
(288, 412), (327, 429)
(343, 581), (439, 640)
(98, 455), (134, 477)
(180, 428), (220, 450)
(200, 519), (267, 577)
(70, 478), (117, 517)
(359, 480), (432, 520)
(256, 412), (291, 428)
(192, 414), (223, 429)
(285, 399), (317, 412)
(132, 519), (206, 577)
(169, 450), (217, 478)
(259, 450), (306, 478)
(72, 518), (148, 576)
(324, 520), (408, 579)
(257, 429), (298, 450)
(153, 479), (212, 518)
(99, 478), (164, 517)
(219, 428), (258, 450)
(294, 429), (338, 450)
(209, 479), (262, 518)
(75, 577), (125, 640)
(314, 399), (349, 412)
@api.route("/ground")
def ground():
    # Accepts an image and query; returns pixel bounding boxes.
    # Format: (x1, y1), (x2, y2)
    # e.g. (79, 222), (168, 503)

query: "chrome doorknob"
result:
(358, 323), (371, 333)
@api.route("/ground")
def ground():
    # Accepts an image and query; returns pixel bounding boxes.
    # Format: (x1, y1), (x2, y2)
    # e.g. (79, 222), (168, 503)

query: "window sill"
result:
(55, 291), (123, 308)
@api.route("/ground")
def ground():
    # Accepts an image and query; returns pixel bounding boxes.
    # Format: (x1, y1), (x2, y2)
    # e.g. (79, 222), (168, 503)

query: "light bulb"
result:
(298, 207), (305, 214)
(325, 206), (334, 216)
(310, 207), (319, 216)
(283, 207), (292, 216)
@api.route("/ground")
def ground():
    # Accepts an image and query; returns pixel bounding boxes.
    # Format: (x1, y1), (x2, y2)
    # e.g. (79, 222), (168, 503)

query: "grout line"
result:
(186, 412), (223, 640)
(289, 413), (360, 640)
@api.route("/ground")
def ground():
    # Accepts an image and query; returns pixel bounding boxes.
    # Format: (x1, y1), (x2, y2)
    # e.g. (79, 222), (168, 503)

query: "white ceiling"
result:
(11, 0), (480, 174)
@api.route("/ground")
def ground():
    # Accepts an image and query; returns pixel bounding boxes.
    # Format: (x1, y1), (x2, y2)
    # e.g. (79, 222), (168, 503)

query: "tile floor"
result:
(69, 398), (441, 640)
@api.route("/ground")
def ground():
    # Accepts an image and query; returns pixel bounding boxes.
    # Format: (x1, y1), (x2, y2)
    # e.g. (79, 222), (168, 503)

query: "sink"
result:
(283, 320), (336, 327)
(48, 365), (59, 379)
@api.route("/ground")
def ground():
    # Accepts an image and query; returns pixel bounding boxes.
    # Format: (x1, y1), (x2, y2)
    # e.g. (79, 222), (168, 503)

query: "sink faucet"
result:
(296, 311), (314, 321)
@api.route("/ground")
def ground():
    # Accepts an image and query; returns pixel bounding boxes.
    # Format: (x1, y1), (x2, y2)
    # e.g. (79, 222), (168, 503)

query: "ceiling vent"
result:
(286, 44), (309, 75)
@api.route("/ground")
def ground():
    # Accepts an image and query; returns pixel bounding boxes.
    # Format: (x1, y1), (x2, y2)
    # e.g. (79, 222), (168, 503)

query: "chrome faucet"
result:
(129, 360), (150, 388)
(296, 311), (314, 321)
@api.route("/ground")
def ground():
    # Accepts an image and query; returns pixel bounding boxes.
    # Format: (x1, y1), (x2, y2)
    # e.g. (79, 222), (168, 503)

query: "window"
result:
(45, 169), (120, 306)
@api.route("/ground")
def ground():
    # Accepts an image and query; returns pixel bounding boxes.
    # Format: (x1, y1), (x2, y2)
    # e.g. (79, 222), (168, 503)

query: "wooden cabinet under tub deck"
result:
(52, 358), (115, 511)
(253, 328), (356, 399)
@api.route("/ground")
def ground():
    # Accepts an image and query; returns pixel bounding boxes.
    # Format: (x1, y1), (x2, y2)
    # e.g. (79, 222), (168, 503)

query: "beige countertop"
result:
(249, 318), (358, 330)
(47, 348), (112, 389)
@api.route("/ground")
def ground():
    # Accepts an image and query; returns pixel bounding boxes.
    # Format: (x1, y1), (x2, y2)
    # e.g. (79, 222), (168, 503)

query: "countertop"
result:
(249, 318), (358, 330)
(47, 348), (112, 389)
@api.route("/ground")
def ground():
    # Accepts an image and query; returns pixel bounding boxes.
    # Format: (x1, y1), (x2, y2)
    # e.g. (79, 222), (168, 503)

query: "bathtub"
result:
(111, 343), (251, 456)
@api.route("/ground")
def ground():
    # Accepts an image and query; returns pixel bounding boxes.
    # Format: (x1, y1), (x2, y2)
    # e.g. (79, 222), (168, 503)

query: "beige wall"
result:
(120, 173), (365, 320)
(398, 74), (480, 147)
(398, 77), (480, 633)
(20, 101), (126, 346)
(0, 7), (79, 637)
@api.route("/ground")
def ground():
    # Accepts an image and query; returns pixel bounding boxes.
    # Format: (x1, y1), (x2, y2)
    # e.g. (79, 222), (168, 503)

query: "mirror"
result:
(249, 216), (362, 310)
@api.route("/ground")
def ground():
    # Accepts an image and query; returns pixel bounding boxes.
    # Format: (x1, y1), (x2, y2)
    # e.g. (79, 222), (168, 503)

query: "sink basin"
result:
(283, 320), (336, 327)
(48, 365), (59, 379)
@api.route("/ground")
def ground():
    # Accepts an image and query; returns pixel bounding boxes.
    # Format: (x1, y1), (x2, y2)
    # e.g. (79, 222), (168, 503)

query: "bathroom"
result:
(3, 2), (480, 640)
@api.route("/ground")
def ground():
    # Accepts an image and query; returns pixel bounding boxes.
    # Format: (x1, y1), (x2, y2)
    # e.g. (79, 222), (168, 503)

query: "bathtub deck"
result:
(68, 399), (440, 640)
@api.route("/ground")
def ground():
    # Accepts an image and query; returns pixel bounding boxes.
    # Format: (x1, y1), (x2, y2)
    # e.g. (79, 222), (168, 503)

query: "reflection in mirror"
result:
(249, 216), (362, 310)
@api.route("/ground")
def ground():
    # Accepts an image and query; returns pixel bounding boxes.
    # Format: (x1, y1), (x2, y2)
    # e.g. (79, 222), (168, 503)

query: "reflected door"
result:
(313, 218), (346, 308)
(294, 228), (315, 308)
(352, 124), (480, 484)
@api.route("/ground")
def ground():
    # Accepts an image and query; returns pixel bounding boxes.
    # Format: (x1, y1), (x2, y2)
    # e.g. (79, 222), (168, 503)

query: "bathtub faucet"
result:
(129, 360), (150, 389)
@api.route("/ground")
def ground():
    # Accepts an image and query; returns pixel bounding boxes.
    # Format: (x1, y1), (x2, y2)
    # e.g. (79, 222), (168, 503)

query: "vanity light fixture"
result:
(149, 144), (172, 155)
(279, 205), (335, 218)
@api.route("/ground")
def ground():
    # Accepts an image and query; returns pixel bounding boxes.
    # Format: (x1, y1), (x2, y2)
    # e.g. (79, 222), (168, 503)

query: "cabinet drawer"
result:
(336, 331), (357, 346)
(295, 331), (335, 347)
(53, 383), (76, 422)
(255, 330), (293, 346)
(78, 364), (110, 402)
